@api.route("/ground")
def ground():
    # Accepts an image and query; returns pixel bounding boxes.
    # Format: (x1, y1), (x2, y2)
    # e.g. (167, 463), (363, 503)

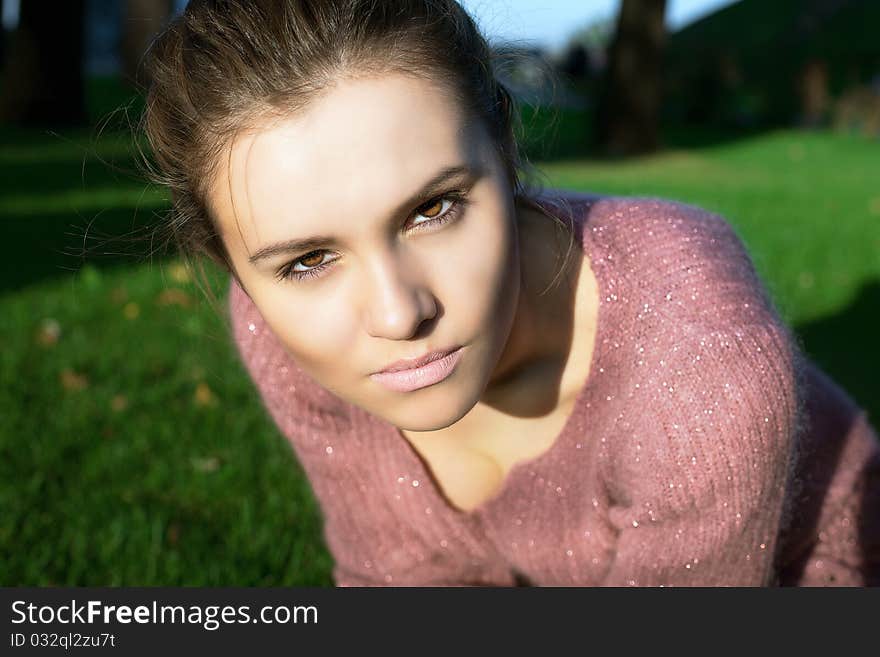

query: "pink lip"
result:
(374, 346), (461, 374)
(370, 347), (464, 393)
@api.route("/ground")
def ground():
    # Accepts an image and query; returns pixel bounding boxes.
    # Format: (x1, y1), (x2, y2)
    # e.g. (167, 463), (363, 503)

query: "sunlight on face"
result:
(208, 73), (522, 432)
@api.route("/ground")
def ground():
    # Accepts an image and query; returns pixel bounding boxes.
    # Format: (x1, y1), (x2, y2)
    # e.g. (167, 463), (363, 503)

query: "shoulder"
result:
(535, 189), (730, 238)
(227, 277), (293, 388)
(540, 190), (780, 333)
(536, 190), (750, 278)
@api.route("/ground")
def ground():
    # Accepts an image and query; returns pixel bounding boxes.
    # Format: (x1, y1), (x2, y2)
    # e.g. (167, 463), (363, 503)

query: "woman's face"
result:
(208, 72), (524, 432)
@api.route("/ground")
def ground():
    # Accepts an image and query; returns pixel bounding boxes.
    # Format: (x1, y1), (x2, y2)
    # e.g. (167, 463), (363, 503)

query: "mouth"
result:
(369, 346), (464, 393)
(373, 346), (461, 374)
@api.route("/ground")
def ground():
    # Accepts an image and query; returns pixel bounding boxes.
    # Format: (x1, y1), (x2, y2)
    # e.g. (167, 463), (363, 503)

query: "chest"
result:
(405, 405), (580, 512)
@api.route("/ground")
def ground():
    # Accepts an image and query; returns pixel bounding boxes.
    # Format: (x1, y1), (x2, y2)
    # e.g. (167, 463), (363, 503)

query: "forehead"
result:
(209, 73), (488, 248)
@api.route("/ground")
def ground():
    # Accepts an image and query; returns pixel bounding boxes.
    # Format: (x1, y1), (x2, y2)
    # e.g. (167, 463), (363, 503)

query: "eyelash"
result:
(275, 191), (470, 283)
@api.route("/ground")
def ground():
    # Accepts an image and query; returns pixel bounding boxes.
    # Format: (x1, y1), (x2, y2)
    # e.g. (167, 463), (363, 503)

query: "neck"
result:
(484, 200), (576, 402)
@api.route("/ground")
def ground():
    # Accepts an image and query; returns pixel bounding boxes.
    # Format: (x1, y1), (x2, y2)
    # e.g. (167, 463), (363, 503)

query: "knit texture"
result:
(227, 191), (880, 586)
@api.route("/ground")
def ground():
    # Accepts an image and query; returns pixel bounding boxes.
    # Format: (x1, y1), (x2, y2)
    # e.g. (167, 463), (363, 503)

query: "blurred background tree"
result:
(120, 0), (173, 90)
(557, 11), (615, 82)
(594, 0), (668, 156)
(0, 0), (88, 126)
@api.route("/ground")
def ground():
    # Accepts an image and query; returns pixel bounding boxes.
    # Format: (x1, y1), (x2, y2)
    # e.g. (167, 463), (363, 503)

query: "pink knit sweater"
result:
(227, 191), (880, 586)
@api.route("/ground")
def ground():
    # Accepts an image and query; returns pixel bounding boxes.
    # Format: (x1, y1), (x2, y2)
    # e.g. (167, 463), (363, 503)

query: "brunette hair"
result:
(135, 0), (576, 308)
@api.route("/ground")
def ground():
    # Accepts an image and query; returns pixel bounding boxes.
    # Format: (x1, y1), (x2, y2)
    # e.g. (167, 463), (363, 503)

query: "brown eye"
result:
(418, 199), (443, 218)
(299, 251), (325, 267)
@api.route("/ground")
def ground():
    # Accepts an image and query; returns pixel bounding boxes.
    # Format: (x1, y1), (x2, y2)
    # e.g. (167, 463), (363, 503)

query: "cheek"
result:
(439, 206), (516, 320)
(255, 287), (358, 374)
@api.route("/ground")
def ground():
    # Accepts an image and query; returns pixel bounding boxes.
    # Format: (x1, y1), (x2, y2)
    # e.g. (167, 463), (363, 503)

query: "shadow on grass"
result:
(1, 205), (169, 293)
(793, 278), (880, 423)
(1, 120), (167, 293)
(782, 279), (880, 585)
(1, 152), (144, 198)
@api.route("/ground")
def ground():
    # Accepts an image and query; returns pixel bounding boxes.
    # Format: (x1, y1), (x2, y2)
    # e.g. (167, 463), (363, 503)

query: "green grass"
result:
(2, 80), (878, 585)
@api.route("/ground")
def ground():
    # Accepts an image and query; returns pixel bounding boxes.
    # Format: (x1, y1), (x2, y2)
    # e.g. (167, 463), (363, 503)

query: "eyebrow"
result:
(247, 164), (484, 265)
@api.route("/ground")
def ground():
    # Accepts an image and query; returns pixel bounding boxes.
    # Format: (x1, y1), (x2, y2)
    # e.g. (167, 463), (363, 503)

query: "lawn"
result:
(1, 78), (877, 585)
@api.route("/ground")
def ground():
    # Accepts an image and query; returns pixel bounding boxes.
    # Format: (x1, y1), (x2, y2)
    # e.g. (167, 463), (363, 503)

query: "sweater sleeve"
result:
(593, 198), (806, 586)
(774, 359), (880, 586)
(599, 319), (801, 587)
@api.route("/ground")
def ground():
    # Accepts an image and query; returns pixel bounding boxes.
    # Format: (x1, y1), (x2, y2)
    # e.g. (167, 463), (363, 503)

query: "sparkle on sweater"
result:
(228, 191), (880, 587)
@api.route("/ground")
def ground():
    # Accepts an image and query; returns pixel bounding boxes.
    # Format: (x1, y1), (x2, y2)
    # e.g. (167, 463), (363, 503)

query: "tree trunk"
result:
(594, 0), (668, 157)
(0, 0), (88, 126)
(121, 0), (173, 92)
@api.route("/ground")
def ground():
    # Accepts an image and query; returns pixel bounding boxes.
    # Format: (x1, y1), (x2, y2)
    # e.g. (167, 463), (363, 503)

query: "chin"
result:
(394, 413), (467, 434)
(383, 382), (480, 433)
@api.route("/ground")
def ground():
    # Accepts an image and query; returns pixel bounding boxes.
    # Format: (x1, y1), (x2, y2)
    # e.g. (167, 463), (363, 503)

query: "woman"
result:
(138, 0), (880, 586)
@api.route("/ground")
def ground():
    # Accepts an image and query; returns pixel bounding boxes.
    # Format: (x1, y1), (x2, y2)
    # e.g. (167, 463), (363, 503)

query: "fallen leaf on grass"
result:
(194, 382), (217, 407)
(36, 318), (61, 346)
(109, 286), (128, 305)
(168, 262), (190, 284)
(166, 523), (181, 546)
(156, 288), (193, 308)
(60, 368), (89, 391)
(191, 456), (220, 472)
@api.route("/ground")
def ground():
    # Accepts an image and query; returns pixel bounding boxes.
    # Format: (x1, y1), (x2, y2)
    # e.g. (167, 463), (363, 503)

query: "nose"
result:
(363, 249), (437, 340)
